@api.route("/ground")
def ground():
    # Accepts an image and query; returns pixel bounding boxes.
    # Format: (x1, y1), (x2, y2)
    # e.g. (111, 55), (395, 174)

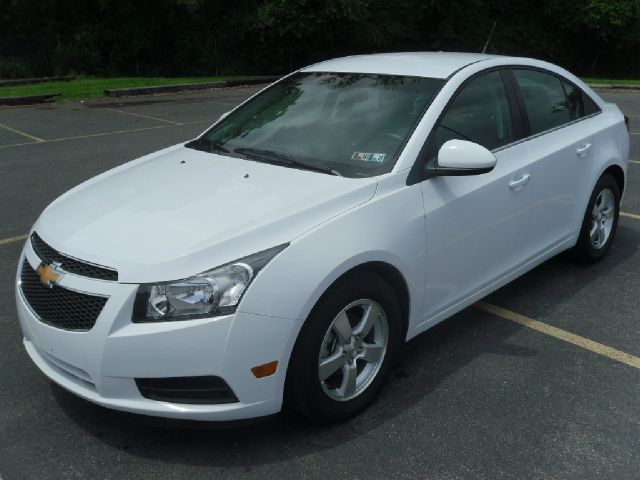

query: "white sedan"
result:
(16, 52), (629, 423)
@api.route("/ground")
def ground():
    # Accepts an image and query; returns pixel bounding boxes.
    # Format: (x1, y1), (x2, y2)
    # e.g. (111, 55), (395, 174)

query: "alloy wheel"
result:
(318, 299), (388, 402)
(590, 188), (615, 249)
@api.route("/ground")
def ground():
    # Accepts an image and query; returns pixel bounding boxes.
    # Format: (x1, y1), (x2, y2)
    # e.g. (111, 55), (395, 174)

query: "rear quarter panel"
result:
(595, 104), (630, 196)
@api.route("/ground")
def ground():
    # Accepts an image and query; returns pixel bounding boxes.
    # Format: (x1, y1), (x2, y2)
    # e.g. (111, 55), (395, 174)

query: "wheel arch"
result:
(602, 164), (625, 195)
(297, 260), (411, 346)
(336, 261), (410, 341)
(578, 161), (626, 230)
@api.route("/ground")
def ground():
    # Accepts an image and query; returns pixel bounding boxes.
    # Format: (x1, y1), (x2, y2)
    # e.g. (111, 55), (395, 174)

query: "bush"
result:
(52, 44), (101, 76)
(0, 60), (31, 79)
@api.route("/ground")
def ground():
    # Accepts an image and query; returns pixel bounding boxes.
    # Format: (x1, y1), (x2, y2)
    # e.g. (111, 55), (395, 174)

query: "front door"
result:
(419, 70), (534, 325)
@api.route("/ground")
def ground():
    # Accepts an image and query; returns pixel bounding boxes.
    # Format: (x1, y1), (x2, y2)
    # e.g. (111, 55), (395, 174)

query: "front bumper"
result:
(16, 242), (297, 421)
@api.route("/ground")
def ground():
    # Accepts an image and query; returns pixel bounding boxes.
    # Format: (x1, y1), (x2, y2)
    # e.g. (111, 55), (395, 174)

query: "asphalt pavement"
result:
(0, 86), (638, 480)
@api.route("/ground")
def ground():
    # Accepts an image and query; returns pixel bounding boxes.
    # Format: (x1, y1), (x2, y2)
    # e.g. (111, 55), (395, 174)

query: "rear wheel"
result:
(286, 272), (402, 423)
(574, 174), (620, 263)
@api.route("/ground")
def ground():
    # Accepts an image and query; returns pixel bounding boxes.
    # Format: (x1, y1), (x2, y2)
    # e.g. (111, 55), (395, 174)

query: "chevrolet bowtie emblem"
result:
(36, 262), (63, 288)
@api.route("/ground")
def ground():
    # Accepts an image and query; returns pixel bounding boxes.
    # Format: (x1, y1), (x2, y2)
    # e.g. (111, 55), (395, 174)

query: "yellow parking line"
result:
(106, 108), (183, 126)
(621, 211), (640, 220)
(0, 121), (45, 142)
(475, 301), (640, 369)
(629, 160), (640, 164)
(0, 234), (28, 246)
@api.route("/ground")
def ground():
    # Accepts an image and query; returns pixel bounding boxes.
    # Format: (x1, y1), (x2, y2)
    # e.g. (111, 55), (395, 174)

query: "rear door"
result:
(510, 69), (601, 252)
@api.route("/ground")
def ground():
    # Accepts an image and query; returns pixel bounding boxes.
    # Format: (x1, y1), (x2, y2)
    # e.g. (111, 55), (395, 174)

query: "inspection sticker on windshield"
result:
(351, 152), (386, 163)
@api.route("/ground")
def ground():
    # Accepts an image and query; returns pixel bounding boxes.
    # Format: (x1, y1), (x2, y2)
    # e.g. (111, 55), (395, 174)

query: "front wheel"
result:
(285, 272), (402, 423)
(573, 174), (620, 263)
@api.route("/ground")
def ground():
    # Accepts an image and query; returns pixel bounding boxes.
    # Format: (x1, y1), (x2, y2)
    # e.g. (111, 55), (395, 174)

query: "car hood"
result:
(34, 145), (378, 283)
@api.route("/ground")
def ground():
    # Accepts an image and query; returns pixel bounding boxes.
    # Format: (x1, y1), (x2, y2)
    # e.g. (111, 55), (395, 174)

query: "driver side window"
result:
(435, 71), (514, 153)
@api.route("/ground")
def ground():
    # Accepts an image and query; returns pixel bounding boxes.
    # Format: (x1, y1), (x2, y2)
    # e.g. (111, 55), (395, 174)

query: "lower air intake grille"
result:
(135, 376), (239, 404)
(20, 260), (107, 331)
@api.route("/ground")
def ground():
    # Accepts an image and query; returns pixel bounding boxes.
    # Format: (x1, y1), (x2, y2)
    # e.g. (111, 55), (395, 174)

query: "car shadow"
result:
(50, 224), (639, 469)
(485, 223), (640, 318)
(51, 303), (534, 469)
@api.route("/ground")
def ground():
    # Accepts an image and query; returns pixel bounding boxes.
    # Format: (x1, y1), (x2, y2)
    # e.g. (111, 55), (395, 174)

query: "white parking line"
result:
(0, 121), (45, 142)
(629, 160), (640, 164)
(476, 301), (640, 370)
(621, 211), (640, 220)
(0, 120), (210, 150)
(106, 108), (184, 126)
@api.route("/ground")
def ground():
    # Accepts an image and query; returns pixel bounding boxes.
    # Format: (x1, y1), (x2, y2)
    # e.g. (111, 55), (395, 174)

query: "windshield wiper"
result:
(233, 147), (341, 176)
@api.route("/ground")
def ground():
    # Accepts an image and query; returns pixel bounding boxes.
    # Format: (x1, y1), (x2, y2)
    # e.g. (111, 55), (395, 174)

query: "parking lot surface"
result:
(0, 87), (638, 480)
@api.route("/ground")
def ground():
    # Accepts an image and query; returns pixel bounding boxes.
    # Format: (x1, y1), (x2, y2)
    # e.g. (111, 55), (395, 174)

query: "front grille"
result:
(31, 232), (118, 281)
(135, 376), (239, 404)
(20, 260), (107, 331)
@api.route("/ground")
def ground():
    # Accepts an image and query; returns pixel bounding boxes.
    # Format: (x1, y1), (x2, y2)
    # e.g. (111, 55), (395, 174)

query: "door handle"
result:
(576, 143), (592, 157)
(508, 174), (530, 191)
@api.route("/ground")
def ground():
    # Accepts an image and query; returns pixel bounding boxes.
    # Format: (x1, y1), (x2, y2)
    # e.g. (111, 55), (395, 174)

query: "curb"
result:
(0, 75), (75, 87)
(104, 81), (226, 97)
(587, 83), (640, 91)
(104, 76), (280, 97)
(0, 93), (61, 106)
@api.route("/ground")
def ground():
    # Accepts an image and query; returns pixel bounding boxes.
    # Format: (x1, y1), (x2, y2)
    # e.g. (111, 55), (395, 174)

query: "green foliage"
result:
(0, 60), (30, 79)
(246, 0), (370, 71)
(0, 75), (234, 100)
(582, 0), (640, 41)
(1, 0), (640, 79)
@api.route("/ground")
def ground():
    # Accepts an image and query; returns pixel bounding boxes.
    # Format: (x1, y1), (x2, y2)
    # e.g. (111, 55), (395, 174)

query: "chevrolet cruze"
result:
(16, 52), (629, 423)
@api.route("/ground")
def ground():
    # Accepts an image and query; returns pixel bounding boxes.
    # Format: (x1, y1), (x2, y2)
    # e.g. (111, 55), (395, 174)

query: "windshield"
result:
(188, 72), (444, 178)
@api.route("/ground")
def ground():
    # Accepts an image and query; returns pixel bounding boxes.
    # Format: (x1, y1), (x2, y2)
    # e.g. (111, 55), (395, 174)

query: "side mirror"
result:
(425, 139), (497, 178)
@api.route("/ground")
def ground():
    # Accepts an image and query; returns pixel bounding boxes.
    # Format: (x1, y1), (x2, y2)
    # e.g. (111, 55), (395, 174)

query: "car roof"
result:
(302, 52), (504, 79)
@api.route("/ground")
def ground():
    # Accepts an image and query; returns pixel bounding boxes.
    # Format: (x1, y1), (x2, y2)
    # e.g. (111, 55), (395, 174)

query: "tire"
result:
(285, 271), (402, 423)
(573, 174), (620, 263)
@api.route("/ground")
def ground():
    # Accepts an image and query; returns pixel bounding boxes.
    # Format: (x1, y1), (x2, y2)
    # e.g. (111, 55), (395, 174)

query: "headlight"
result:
(132, 244), (288, 322)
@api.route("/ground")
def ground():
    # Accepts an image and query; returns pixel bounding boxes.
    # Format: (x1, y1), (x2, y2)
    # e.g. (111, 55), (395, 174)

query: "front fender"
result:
(238, 172), (426, 340)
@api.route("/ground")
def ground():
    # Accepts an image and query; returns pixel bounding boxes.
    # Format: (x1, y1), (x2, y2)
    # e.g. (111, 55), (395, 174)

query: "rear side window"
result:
(514, 70), (571, 134)
(434, 71), (514, 152)
(581, 88), (601, 115)
(514, 69), (600, 135)
(561, 80), (585, 120)
(561, 80), (601, 118)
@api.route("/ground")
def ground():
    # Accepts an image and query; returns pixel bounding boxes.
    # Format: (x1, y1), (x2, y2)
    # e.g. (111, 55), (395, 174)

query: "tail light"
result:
(624, 115), (630, 132)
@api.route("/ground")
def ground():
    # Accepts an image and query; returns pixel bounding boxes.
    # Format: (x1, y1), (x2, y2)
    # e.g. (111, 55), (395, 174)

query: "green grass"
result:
(0, 75), (260, 101)
(582, 77), (640, 85)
